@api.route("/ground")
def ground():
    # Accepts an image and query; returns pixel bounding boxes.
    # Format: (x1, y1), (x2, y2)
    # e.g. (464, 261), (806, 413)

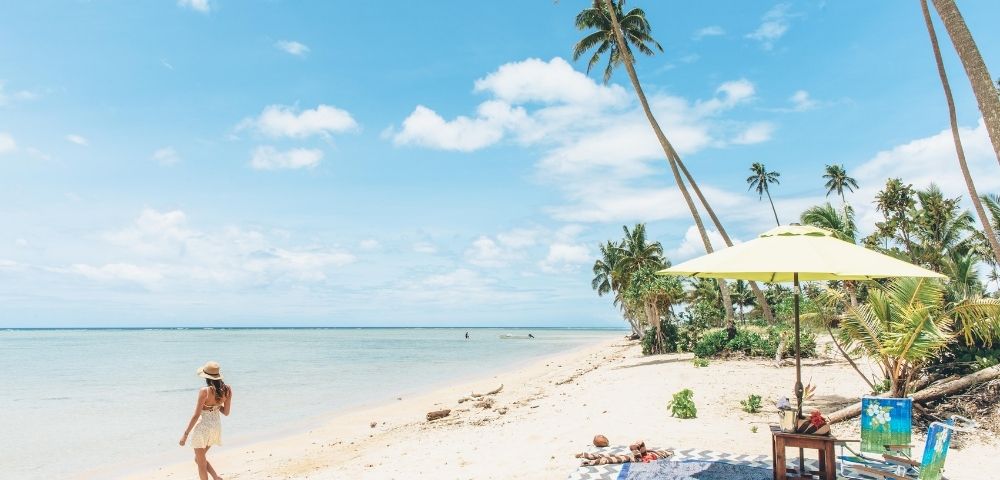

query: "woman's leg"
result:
(193, 448), (209, 480)
(204, 446), (222, 480)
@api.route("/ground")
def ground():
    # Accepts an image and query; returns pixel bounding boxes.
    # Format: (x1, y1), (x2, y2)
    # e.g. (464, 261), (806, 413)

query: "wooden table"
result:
(771, 426), (837, 480)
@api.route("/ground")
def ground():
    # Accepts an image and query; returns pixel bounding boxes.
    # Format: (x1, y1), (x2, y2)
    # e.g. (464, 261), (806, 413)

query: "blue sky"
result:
(2, 1), (999, 327)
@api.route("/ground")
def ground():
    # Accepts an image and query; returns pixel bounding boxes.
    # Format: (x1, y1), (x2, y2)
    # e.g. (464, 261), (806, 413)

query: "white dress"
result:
(189, 404), (223, 448)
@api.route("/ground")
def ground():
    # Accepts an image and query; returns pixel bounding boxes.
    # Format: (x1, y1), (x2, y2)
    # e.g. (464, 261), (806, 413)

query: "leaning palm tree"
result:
(822, 164), (859, 207)
(747, 162), (781, 225)
(572, 0), (738, 330)
(929, 0), (1000, 168)
(592, 240), (638, 333)
(802, 202), (860, 306)
(921, 0), (1000, 266)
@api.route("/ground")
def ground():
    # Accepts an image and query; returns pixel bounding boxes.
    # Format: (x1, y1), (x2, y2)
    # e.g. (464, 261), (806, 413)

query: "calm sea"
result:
(0, 327), (621, 478)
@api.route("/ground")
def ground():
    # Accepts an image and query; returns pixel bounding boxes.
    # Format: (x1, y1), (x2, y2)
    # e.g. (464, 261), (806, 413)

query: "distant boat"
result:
(499, 334), (533, 339)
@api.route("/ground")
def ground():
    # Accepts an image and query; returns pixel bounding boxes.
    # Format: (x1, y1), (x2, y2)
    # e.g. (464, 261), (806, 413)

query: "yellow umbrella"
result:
(658, 224), (945, 417)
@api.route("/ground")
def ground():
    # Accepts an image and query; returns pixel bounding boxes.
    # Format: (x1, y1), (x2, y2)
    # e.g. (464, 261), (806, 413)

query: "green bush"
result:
(668, 389), (697, 419)
(692, 357), (709, 368)
(741, 394), (762, 413)
(692, 326), (816, 359)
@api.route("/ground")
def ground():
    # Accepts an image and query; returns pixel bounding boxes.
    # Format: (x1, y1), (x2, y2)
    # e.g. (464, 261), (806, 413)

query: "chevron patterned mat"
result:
(567, 446), (823, 480)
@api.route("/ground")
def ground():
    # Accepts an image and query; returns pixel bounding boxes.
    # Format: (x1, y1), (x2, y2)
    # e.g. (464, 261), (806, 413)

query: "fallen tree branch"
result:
(426, 409), (451, 421)
(827, 365), (1000, 424)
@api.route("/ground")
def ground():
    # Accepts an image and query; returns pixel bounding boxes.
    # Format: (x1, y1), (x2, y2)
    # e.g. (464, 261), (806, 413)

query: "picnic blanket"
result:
(567, 446), (822, 480)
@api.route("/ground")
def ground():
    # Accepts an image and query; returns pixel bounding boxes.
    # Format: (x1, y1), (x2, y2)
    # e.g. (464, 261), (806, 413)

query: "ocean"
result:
(0, 327), (621, 478)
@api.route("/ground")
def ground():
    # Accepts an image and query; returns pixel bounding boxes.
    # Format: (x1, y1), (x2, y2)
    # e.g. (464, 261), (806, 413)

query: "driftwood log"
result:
(826, 365), (1000, 424)
(426, 409), (451, 421)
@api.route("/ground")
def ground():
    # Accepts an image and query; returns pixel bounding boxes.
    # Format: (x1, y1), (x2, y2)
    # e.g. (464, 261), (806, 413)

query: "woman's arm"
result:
(179, 388), (207, 446)
(222, 387), (233, 416)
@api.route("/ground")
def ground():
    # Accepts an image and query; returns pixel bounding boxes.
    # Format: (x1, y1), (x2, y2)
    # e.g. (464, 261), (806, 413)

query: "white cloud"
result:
(177, 0), (210, 13)
(391, 102), (526, 152)
(399, 268), (533, 306)
(73, 208), (356, 289)
(851, 119), (1000, 231)
(152, 147), (181, 166)
(466, 236), (523, 268)
(0, 132), (15, 154)
(747, 3), (792, 50)
(239, 104), (358, 139)
(65, 134), (89, 146)
(539, 243), (590, 273)
(359, 239), (380, 250)
(0, 82), (39, 107)
(667, 225), (736, 261)
(275, 40), (310, 57)
(693, 25), (725, 40)
(413, 242), (437, 254)
(732, 122), (776, 145)
(789, 90), (817, 111)
(473, 57), (628, 107)
(392, 57), (770, 224)
(250, 146), (323, 170)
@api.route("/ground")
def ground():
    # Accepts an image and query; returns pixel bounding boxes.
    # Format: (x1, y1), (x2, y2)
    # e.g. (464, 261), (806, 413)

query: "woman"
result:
(179, 361), (233, 480)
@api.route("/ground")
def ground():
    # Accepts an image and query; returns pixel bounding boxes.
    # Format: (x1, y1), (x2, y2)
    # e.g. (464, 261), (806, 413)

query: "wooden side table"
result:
(770, 425), (837, 480)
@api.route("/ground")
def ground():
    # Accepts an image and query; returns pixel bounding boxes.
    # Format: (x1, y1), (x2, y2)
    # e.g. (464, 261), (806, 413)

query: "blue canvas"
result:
(917, 421), (953, 480)
(861, 396), (912, 455)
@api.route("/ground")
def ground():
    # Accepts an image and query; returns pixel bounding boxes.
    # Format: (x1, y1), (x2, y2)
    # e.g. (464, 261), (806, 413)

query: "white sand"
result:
(127, 338), (996, 479)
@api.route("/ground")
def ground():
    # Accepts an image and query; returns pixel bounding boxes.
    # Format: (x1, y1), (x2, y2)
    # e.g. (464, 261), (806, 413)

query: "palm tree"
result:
(802, 202), (859, 306)
(592, 240), (638, 333)
(573, 0), (738, 332)
(746, 162), (781, 225)
(822, 164), (859, 207)
(617, 223), (665, 276)
(929, 0), (1000, 168)
(921, 0), (1000, 266)
(731, 280), (755, 324)
(838, 277), (1000, 397)
(801, 203), (857, 243)
(911, 185), (976, 271)
(873, 178), (917, 260)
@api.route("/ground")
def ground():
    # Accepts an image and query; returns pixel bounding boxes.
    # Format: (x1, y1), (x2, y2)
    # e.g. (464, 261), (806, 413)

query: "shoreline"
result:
(114, 334), (627, 480)
(120, 336), (996, 480)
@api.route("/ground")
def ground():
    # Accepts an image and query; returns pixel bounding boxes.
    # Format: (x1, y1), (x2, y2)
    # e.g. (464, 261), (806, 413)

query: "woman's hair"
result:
(205, 378), (229, 400)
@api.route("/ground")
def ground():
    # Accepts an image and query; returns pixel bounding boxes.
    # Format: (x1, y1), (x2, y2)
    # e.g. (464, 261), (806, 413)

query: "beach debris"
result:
(496, 406), (508, 415)
(369, 421), (377, 428)
(474, 397), (495, 409)
(593, 434), (609, 447)
(426, 409), (451, 421)
(459, 384), (504, 403)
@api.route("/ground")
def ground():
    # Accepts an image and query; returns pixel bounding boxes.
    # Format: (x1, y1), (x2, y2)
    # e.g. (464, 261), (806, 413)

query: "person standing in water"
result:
(465, 331), (469, 339)
(179, 361), (233, 480)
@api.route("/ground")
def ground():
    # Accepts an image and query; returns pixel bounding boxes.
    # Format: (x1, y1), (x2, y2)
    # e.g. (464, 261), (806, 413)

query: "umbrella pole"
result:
(794, 272), (803, 419)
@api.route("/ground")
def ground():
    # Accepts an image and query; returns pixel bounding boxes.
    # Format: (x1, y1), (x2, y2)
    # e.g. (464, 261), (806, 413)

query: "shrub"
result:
(741, 394), (762, 413)
(692, 329), (728, 358)
(692, 357), (709, 368)
(641, 320), (680, 355)
(692, 325), (817, 359)
(668, 389), (697, 419)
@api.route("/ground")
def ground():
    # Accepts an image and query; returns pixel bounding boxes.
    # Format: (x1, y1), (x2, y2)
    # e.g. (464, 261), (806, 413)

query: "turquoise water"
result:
(0, 327), (620, 478)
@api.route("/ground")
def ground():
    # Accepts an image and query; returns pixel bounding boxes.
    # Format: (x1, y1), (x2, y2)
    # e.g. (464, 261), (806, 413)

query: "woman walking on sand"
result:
(179, 361), (233, 480)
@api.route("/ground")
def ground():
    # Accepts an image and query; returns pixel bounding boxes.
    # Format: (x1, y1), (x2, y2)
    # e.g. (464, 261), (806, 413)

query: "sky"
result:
(2, 1), (1000, 328)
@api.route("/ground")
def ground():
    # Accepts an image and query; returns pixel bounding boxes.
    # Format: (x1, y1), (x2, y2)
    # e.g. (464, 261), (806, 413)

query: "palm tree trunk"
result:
(600, 0), (736, 330)
(826, 324), (875, 390)
(922, 0), (1000, 265)
(676, 158), (775, 323)
(930, 0), (1000, 168)
(765, 188), (781, 226)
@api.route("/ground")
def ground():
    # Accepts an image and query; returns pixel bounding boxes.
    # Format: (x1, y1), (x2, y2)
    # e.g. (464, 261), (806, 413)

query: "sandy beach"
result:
(125, 337), (998, 480)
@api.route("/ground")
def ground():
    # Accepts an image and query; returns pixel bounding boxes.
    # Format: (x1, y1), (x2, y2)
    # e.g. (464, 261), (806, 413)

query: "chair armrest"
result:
(883, 454), (920, 467)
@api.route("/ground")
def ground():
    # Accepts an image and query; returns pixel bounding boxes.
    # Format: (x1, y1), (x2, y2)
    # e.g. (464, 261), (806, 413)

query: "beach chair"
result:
(861, 397), (913, 456)
(839, 416), (976, 480)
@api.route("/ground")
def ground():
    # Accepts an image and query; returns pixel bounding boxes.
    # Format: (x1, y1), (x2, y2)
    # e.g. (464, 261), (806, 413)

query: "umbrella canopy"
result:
(657, 224), (945, 419)
(659, 224), (946, 282)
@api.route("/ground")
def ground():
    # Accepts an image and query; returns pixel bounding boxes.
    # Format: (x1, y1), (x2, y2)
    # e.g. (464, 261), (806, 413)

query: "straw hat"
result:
(196, 361), (223, 380)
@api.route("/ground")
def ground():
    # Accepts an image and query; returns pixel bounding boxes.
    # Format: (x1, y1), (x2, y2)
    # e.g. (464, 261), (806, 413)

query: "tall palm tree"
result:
(822, 164), (859, 207)
(929, 0), (1000, 168)
(921, 0), (1000, 266)
(873, 178), (917, 260)
(617, 223), (665, 274)
(731, 280), (755, 324)
(746, 162), (782, 225)
(573, 0), (738, 331)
